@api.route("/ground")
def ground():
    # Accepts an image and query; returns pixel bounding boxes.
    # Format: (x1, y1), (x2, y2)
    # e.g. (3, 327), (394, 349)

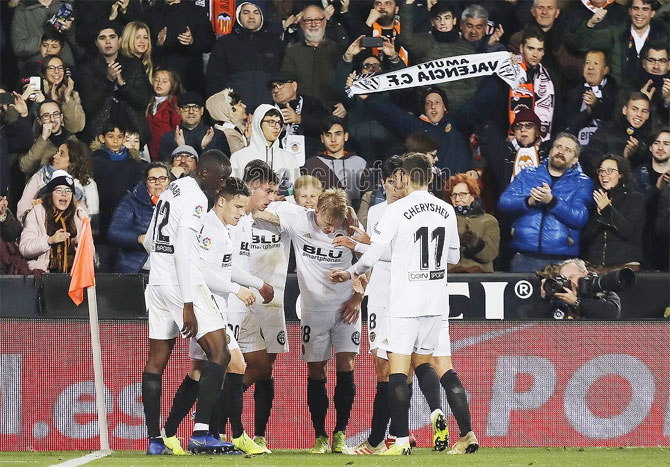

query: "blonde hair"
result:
(121, 21), (153, 82)
(316, 188), (349, 222)
(294, 175), (323, 196)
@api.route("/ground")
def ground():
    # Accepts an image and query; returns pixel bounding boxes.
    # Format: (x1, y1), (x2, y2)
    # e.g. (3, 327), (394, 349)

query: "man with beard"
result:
(498, 133), (593, 273)
(582, 91), (651, 177)
(638, 43), (670, 131)
(281, 5), (343, 109)
(169, 145), (198, 179)
(354, 0), (408, 66)
(634, 128), (670, 270)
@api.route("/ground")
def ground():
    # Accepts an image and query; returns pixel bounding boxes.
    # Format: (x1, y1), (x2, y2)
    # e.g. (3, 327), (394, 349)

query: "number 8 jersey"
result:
(146, 177), (207, 287)
(350, 190), (460, 318)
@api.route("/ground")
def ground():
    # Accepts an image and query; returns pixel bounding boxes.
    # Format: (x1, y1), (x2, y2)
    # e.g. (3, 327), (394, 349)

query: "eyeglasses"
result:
(53, 187), (73, 194)
(362, 63), (382, 71)
(270, 82), (290, 90)
(174, 153), (196, 160)
(261, 119), (282, 128)
(450, 192), (471, 199)
(302, 17), (325, 24)
(180, 104), (201, 112)
(513, 122), (536, 130)
(147, 176), (169, 183)
(46, 65), (65, 72)
(40, 111), (62, 121)
(644, 57), (669, 65)
(597, 167), (619, 175)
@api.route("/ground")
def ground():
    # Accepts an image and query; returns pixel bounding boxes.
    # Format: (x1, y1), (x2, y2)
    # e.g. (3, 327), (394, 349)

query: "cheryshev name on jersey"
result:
(402, 202), (452, 220)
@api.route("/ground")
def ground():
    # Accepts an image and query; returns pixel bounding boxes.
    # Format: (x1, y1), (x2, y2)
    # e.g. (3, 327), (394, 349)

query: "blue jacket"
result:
(498, 160), (593, 256)
(107, 182), (155, 273)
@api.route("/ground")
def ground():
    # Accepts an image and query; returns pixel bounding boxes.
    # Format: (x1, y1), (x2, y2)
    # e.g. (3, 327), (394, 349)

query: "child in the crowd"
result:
(147, 68), (183, 161)
(294, 175), (323, 209)
(91, 122), (144, 270)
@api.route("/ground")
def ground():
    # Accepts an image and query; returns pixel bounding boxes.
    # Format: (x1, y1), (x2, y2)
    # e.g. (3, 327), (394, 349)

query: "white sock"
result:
(193, 423), (209, 432)
(396, 436), (409, 446)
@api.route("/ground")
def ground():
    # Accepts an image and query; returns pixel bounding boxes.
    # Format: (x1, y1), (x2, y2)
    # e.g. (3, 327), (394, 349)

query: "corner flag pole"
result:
(87, 285), (110, 451)
(68, 217), (110, 452)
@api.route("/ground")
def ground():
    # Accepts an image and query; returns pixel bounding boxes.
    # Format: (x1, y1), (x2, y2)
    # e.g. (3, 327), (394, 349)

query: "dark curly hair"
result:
(53, 139), (93, 186)
(596, 154), (633, 192)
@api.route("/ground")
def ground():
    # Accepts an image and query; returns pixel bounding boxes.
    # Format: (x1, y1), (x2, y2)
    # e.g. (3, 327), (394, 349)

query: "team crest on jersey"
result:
(351, 331), (360, 345)
(277, 331), (286, 345)
(304, 233), (312, 239)
(445, 123), (452, 133)
(370, 332), (376, 342)
(194, 205), (204, 216)
(200, 236), (212, 249)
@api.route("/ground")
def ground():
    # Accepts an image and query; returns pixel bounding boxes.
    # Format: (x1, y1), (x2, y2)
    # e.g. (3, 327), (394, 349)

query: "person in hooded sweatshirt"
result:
(206, 88), (250, 155)
(231, 105), (300, 197)
(302, 117), (370, 210)
(205, 1), (285, 110)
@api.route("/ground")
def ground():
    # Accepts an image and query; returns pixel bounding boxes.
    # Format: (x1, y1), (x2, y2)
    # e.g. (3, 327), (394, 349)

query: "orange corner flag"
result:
(68, 217), (95, 306)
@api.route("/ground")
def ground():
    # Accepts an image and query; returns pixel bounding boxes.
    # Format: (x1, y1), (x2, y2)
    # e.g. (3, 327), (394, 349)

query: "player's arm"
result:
(231, 264), (274, 304)
(447, 210), (461, 265)
(175, 225), (198, 338)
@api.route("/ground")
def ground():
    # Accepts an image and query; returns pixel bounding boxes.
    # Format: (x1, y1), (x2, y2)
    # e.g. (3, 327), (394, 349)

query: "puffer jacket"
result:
(107, 181), (155, 273)
(498, 159), (593, 257)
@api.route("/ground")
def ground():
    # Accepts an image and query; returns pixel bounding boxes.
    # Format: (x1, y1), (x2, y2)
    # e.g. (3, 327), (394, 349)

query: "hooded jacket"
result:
(107, 181), (156, 273)
(205, 1), (285, 110)
(206, 89), (248, 155)
(231, 104), (300, 192)
(498, 159), (593, 257)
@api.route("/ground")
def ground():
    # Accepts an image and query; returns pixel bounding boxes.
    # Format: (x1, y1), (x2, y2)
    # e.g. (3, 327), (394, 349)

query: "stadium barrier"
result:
(1, 272), (668, 320)
(0, 320), (668, 450)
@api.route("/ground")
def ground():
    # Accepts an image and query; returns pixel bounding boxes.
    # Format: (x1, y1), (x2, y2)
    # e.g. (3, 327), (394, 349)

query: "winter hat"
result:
(171, 145), (199, 161)
(511, 108), (543, 134)
(39, 169), (75, 197)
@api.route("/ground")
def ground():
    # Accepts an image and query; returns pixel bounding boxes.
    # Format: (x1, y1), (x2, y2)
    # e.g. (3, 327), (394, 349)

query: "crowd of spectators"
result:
(1, 0), (669, 276)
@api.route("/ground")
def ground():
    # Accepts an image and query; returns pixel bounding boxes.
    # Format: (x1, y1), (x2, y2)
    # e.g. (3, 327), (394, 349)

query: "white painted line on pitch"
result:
(49, 450), (112, 467)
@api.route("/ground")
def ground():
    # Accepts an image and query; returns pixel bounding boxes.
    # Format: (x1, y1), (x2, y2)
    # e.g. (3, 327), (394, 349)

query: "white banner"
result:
(346, 51), (523, 96)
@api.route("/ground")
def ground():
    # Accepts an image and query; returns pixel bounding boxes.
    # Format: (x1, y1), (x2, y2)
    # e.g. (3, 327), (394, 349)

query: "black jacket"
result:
(144, 0), (215, 93)
(158, 121), (231, 162)
(581, 116), (650, 178)
(581, 187), (645, 267)
(78, 54), (152, 143)
(205, 23), (285, 110)
(559, 75), (618, 145)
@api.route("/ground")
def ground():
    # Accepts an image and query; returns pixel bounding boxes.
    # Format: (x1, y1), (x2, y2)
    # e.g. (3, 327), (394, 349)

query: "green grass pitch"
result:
(1, 448), (669, 467)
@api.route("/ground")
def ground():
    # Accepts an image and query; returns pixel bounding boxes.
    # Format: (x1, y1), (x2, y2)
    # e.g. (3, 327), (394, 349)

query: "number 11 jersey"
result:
(368, 190), (459, 318)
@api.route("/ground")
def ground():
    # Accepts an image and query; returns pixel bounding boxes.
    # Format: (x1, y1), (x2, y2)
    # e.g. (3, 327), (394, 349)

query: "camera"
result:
(577, 268), (636, 297)
(543, 268), (636, 299)
(361, 37), (384, 48)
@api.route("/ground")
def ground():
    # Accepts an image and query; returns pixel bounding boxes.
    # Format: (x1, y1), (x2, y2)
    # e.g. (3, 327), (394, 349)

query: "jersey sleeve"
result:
(348, 205), (398, 275)
(447, 207), (460, 265)
(179, 191), (207, 231)
(269, 201), (305, 235)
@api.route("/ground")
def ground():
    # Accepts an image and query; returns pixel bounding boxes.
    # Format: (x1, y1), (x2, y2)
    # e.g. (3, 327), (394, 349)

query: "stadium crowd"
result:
(0, 0), (669, 275)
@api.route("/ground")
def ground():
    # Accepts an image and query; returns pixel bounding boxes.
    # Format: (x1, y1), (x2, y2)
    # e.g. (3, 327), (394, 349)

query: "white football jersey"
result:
(197, 210), (240, 305)
(147, 177), (207, 286)
(273, 202), (356, 312)
(365, 201), (391, 308)
(249, 201), (291, 308)
(350, 190), (459, 318)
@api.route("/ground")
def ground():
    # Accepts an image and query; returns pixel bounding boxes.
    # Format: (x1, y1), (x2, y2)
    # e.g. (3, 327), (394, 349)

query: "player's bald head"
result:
(198, 149), (232, 178)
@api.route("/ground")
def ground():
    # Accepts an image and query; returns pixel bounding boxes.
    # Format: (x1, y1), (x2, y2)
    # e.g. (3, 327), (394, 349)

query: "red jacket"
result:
(147, 96), (181, 161)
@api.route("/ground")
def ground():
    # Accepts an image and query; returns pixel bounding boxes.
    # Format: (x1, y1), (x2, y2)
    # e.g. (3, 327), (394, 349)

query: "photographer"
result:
(540, 258), (622, 320)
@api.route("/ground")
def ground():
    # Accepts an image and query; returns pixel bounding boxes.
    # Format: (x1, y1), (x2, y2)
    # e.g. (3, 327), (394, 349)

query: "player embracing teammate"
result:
(330, 153), (479, 455)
